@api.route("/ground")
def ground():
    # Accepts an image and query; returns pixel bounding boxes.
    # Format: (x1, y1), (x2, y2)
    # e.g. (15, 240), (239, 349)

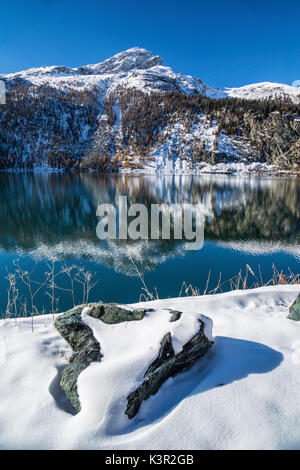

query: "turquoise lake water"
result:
(0, 172), (299, 316)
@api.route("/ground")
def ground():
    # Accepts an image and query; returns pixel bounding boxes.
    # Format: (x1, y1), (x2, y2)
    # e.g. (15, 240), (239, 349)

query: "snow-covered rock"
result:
(54, 302), (213, 418)
(0, 285), (300, 449)
(288, 294), (300, 321)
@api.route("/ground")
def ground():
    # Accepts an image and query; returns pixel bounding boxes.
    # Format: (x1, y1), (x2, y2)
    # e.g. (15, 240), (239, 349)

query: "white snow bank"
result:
(75, 307), (212, 436)
(120, 161), (277, 176)
(0, 285), (299, 449)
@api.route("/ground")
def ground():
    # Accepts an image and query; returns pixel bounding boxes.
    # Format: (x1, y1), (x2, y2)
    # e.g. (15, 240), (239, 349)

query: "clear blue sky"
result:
(1, 0), (299, 88)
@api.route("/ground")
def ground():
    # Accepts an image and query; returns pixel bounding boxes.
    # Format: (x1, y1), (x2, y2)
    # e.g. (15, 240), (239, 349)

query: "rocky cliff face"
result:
(0, 48), (299, 172)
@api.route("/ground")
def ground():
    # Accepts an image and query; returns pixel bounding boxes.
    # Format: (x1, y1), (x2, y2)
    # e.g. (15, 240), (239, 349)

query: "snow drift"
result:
(0, 285), (300, 449)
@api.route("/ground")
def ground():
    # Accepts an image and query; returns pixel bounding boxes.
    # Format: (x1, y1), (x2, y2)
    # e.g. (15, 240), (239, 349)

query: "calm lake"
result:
(0, 172), (299, 316)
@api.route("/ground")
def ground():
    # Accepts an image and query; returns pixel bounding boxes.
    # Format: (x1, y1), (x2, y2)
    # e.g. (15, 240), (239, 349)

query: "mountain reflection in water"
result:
(0, 172), (299, 312)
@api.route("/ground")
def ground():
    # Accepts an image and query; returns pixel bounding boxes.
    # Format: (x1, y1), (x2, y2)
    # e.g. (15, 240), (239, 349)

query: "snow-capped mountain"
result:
(224, 81), (300, 105)
(3, 47), (220, 98)
(3, 47), (300, 103)
(1, 48), (299, 173)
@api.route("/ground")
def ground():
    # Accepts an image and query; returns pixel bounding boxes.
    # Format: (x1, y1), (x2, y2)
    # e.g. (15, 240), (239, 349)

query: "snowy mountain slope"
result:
(3, 56), (223, 103)
(0, 285), (299, 449)
(1, 48), (300, 172)
(3, 47), (299, 104)
(86, 47), (163, 74)
(224, 81), (300, 105)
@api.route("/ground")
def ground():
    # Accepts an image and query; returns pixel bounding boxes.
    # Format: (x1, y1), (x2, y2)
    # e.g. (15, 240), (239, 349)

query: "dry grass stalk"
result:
(134, 262), (300, 302)
(3, 260), (99, 330)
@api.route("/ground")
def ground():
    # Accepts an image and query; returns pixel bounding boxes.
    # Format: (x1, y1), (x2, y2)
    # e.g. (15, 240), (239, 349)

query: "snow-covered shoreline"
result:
(0, 285), (299, 450)
(1, 162), (299, 176)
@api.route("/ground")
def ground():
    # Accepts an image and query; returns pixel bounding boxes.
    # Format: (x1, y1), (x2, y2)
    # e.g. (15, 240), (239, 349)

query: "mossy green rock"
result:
(288, 294), (300, 321)
(55, 302), (149, 412)
(88, 303), (148, 324)
(54, 306), (102, 412)
(55, 303), (213, 418)
(125, 320), (214, 419)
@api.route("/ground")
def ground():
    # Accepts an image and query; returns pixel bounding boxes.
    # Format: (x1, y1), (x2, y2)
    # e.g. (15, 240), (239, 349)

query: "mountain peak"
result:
(87, 47), (163, 74)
